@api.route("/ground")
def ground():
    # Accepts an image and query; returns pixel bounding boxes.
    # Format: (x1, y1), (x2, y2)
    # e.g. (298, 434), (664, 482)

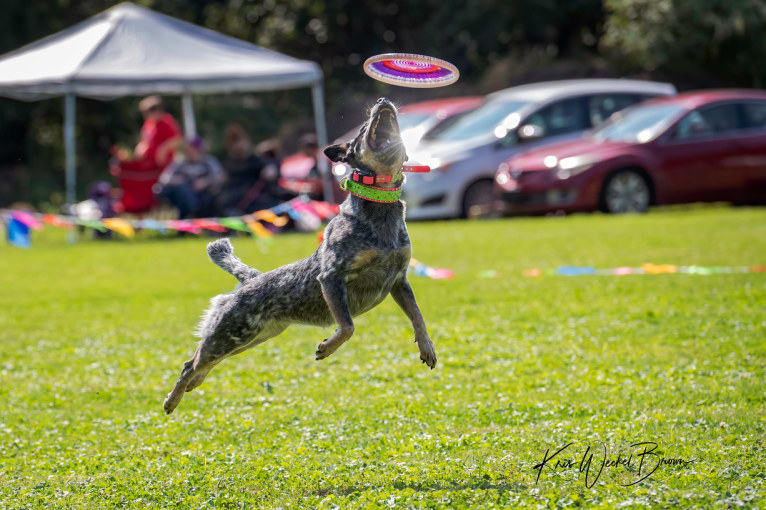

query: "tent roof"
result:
(0, 2), (322, 100)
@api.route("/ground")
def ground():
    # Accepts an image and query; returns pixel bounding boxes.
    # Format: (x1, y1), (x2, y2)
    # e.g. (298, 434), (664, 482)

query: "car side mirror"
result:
(517, 124), (545, 143)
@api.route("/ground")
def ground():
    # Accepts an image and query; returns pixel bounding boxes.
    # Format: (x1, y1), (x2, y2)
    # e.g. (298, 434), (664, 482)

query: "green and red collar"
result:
(339, 164), (429, 203)
(350, 169), (394, 185)
(340, 175), (402, 203)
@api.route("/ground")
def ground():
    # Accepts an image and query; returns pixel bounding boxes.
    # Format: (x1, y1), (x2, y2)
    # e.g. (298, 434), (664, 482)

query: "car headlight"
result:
(555, 154), (598, 179)
(495, 162), (518, 191)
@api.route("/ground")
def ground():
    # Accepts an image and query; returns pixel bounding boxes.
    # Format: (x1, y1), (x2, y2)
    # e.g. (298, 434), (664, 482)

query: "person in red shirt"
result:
(110, 96), (182, 214)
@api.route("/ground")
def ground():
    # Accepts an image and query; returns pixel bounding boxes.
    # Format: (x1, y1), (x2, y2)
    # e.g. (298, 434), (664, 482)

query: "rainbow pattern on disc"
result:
(363, 53), (459, 88)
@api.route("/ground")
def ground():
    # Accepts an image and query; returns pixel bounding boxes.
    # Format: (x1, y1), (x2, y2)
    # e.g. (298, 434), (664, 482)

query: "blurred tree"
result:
(0, 0), (606, 208)
(19, 0), (766, 209)
(602, 0), (766, 88)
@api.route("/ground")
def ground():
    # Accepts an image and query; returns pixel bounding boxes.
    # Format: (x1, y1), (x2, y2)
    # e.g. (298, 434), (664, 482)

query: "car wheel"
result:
(462, 180), (495, 219)
(601, 170), (651, 214)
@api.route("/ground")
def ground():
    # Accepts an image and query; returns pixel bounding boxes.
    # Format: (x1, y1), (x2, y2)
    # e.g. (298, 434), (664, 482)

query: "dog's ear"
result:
(323, 143), (350, 163)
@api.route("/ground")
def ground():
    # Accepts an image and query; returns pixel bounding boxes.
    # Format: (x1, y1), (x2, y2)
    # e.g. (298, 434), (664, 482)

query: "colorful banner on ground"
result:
(523, 264), (765, 277)
(2, 198), (340, 247)
(409, 258), (454, 279)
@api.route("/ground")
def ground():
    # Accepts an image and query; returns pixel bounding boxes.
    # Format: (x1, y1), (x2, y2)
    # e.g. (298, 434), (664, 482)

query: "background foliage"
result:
(1, 0), (764, 207)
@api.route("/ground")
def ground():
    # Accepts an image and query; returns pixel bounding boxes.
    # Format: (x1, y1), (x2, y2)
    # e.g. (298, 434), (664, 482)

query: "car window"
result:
(592, 103), (686, 143)
(742, 101), (766, 130)
(431, 100), (529, 141)
(396, 112), (433, 131)
(587, 94), (643, 127)
(422, 109), (473, 141)
(525, 97), (587, 137)
(674, 103), (742, 139)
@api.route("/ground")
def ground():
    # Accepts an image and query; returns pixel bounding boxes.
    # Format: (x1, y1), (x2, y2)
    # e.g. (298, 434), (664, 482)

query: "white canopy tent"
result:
(0, 2), (331, 204)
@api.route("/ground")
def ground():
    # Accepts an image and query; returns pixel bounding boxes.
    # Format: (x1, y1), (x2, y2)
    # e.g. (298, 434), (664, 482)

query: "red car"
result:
(494, 90), (766, 214)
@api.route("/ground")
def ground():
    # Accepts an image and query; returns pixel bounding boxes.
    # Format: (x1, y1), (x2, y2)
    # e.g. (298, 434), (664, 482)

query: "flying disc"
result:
(363, 53), (459, 88)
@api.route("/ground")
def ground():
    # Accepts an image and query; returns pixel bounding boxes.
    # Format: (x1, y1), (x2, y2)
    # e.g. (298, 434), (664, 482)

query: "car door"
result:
(518, 96), (590, 149)
(735, 101), (766, 202)
(489, 97), (590, 178)
(655, 102), (745, 202)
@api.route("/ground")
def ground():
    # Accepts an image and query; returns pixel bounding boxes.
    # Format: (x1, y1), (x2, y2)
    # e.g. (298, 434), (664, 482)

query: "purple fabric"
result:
(369, 61), (453, 81)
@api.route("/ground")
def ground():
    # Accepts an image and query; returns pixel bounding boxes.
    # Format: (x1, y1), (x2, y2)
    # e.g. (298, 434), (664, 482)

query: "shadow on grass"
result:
(316, 479), (528, 497)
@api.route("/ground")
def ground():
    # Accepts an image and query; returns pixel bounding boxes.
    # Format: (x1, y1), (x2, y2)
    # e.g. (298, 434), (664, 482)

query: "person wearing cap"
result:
(156, 137), (224, 219)
(110, 96), (182, 214)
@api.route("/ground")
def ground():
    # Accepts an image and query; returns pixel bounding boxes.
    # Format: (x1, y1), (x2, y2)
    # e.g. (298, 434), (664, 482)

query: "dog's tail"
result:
(207, 238), (260, 283)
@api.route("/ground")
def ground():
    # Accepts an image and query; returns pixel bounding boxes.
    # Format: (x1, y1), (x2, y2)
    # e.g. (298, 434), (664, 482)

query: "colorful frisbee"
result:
(363, 53), (459, 88)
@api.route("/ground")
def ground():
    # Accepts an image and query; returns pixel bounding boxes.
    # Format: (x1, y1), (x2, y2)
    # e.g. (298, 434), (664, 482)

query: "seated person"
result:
(255, 138), (281, 167)
(298, 133), (320, 178)
(219, 124), (280, 215)
(156, 137), (223, 219)
(110, 96), (181, 214)
(277, 133), (326, 200)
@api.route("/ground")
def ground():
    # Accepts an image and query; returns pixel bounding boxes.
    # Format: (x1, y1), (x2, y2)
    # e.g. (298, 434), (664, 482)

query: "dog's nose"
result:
(377, 97), (387, 104)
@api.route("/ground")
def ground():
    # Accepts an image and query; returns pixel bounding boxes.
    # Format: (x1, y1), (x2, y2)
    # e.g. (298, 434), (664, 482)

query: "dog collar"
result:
(340, 177), (401, 203)
(351, 169), (393, 185)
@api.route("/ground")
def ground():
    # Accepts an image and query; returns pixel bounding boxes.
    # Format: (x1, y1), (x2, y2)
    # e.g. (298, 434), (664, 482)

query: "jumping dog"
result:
(163, 98), (436, 414)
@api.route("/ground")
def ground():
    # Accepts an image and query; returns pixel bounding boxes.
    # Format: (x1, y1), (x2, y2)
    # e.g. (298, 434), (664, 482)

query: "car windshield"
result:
(430, 100), (529, 142)
(396, 112), (433, 130)
(334, 112), (432, 144)
(592, 103), (686, 142)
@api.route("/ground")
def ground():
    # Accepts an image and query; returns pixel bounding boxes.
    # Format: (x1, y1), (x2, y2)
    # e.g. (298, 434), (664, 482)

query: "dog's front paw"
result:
(315, 338), (333, 360)
(416, 336), (437, 369)
(163, 393), (178, 415)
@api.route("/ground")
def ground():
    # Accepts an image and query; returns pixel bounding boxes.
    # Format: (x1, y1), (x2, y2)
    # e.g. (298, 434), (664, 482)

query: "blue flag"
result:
(6, 217), (30, 248)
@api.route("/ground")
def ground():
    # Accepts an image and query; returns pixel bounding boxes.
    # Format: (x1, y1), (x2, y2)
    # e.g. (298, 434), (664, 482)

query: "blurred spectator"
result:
(255, 138), (282, 165)
(277, 133), (325, 200)
(110, 96), (181, 214)
(157, 137), (223, 219)
(298, 133), (320, 176)
(219, 124), (279, 215)
(89, 181), (116, 219)
(88, 181), (116, 239)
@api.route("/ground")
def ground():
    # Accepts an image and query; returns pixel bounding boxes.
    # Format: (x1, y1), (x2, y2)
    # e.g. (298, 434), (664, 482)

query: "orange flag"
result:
(246, 220), (273, 238)
(252, 209), (288, 227)
(43, 214), (73, 229)
(103, 218), (135, 238)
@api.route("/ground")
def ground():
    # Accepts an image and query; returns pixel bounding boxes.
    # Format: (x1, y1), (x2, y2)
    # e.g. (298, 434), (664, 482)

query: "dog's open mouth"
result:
(368, 106), (401, 151)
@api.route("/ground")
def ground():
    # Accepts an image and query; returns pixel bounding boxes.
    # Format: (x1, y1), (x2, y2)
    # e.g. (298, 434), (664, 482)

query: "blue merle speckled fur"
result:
(163, 98), (437, 414)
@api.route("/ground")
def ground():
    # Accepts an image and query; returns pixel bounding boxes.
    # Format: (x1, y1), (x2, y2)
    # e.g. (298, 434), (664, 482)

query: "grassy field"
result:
(1, 205), (764, 508)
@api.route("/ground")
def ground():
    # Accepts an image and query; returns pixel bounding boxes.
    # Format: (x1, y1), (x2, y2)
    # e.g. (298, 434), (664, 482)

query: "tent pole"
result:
(311, 81), (333, 203)
(181, 93), (197, 137)
(64, 93), (77, 205)
(64, 93), (78, 242)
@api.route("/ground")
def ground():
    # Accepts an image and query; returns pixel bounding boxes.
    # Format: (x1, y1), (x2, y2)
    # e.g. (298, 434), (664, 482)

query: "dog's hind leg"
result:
(185, 321), (287, 393)
(165, 316), (289, 412)
(315, 272), (355, 360)
(184, 360), (221, 393)
(163, 340), (221, 414)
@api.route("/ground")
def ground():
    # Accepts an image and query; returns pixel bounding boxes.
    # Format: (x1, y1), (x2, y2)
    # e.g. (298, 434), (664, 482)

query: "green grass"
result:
(1, 205), (764, 508)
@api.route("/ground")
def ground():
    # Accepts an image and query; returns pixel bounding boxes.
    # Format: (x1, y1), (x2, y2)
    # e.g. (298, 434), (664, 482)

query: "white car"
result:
(404, 79), (677, 219)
